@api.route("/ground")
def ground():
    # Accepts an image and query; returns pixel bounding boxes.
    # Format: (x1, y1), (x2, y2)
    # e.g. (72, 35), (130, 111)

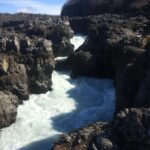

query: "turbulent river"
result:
(0, 35), (116, 150)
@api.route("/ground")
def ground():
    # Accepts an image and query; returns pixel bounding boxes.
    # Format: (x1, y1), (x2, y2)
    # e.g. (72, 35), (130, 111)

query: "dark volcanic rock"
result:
(68, 52), (98, 77)
(61, 0), (150, 18)
(69, 17), (90, 34)
(0, 92), (19, 128)
(52, 122), (116, 150)
(53, 8), (150, 149)
(55, 57), (71, 71)
(0, 54), (29, 100)
(113, 108), (150, 150)
(0, 13), (74, 128)
(0, 35), (55, 95)
(52, 108), (150, 150)
(26, 47), (55, 94)
(114, 46), (148, 111)
(67, 14), (150, 111)
(51, 1), (150, 150)
(0, 13), (74, 57)
(135, 70), (150, 108)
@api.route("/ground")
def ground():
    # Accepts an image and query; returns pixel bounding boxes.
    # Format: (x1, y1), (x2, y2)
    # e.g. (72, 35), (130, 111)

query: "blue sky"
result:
(0, 0), (67, 15)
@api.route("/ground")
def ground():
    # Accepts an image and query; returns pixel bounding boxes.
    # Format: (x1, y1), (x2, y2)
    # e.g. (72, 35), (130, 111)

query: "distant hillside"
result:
(61, 0), (150, 17)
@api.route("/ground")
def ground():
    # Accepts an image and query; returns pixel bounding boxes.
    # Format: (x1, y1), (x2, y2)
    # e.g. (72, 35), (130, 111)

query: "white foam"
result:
(55, 56), (67, 61)
(70, 35), (87, 50)
(0, 35), (116, 150)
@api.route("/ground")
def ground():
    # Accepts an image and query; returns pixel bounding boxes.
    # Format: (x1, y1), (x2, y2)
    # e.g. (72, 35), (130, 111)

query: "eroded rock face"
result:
(0, 38), (55, 127)
(68, 52), (97, 77)
(61, 0), (150, 18)
(0, 13), (73, 128)
(0, 54), (29, 100)
(52, 122), (116, 150)
(26, 49), (55, 94)
(113, 108), (150, 150)
(67, 14), (150, 111)
(53, 5), (150, 150)
(52, 108), (150, 150)
(0, 13), (74, 57)
(0, 92), (19, 128)
(114, 46), (148, 111)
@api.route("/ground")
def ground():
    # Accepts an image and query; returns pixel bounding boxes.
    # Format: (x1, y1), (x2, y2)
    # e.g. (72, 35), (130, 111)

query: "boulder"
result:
(0, 54), (29, 100)
(51, 122), (117, 150)
(67, 14), (150, 111)
(27, 56), (55, 94)
(0, 55), (9, 75)
(68, 52), (97, 77)
(51, 2), (150, 150)
(0, 13), (74, 57)
(0, 13), (76, 128)
(0, 92), (19, 128)
(113, 108), (150, 150)
(114, 46), (148, 111)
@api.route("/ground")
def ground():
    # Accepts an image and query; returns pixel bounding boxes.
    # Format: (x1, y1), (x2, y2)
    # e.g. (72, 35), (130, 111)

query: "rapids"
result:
(0, 36), (115, 150)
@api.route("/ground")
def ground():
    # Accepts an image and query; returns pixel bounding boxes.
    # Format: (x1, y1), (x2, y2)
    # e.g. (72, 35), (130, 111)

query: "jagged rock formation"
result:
(70, 15), (150, 110)
(67, 14), (150, 111)
(52, 1), (150, 149)
(52, 108), (150, 150)
(61, 0), (150, 18)
(0, 13), (74, 56)
(62, 0), (150, 34)
(0, 92), (19, 128)
(0, 13), (74, 128)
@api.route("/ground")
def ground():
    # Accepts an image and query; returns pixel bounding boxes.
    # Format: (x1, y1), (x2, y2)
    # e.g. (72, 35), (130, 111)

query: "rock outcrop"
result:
(0, 92), (19, 128)
(61, 0), (150, 18)
(52, 108), (150, 150)
(0, 54), (29, 100)
(67, 14), (150, 111)
(52, 1), (150, 149)
(0, 13), (74, 128)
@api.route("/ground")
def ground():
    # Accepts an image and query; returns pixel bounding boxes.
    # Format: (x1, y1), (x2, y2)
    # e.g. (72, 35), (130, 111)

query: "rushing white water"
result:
(70, 35), (87, 50)
(0, 36), (116, 150)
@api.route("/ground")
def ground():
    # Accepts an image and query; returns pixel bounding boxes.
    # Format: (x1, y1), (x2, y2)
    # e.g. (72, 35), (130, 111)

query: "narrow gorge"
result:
(0, 0), (150, 150)
(0, 35), (116, 150)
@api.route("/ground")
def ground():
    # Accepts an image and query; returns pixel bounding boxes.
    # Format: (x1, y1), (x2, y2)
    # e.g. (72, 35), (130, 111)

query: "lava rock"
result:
(68, 51), (97, 77)
(0, 91), (19, 128)
(0, 54), (29, 100)
(52, 108), (150, 150)
(67, 14), (150, 111)
(61, 0), (150, 18)
(113, 108), (150, 150)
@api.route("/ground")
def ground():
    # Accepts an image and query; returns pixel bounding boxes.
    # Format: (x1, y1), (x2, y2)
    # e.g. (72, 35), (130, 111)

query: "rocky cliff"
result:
(61, 0), (150, 18)
(0, 13), (74, 128)
(52, 108), (150, 150)
(67, 14), (150, 111)
(52, 1), (150, 150)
